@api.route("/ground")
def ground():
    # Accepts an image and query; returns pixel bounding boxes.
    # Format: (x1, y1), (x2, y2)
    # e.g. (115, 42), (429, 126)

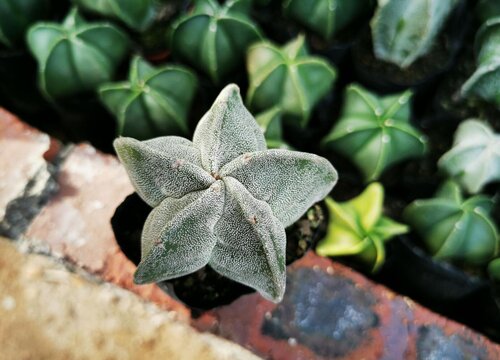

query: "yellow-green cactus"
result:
(316, 183), (408, 272)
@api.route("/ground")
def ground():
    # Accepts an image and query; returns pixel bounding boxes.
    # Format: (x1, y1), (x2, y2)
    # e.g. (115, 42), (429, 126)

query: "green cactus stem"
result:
(246, 34), (337, 127)
(170, 0), (262, 83)
(404, 181), (499, 265)
(322, 84), (427, 182)
(27, 8), (129, 100)
(99, 56), (198, 140)
(371, 0), (459, 68)
(438, 119), (500, 194)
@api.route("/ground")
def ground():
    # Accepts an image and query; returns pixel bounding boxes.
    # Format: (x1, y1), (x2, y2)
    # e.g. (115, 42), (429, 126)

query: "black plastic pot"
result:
(111, 192), (326, 313)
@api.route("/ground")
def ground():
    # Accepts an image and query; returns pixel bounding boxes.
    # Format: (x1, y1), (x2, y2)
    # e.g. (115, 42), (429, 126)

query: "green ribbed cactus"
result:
(0, 0), (50, 48)
(404, 181), (499, 265)
(74, 0), (156, 32)
(282, 0), (368, 40)
(27, 8), (129, 100)
(247, 35), (337, 127)
(99, 56), (198, 140)
(461, 17), (500, 105)
(438, 119), (500, 194)
(371, 0), (459, 68)
(316, 183), (408, 272)
(170, 0), (262, 83)
(322, 84), (427, 181)
(114, 84), (338, 302)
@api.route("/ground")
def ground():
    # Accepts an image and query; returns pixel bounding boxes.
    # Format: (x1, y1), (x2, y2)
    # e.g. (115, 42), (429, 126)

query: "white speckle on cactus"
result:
(114, 84), (338, 302)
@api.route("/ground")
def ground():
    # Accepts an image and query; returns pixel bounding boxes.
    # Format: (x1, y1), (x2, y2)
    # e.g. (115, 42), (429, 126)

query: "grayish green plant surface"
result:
(461, 17), (500, 105)
(99, 56), (198, 140)
(439, 119), (500, 194)
(27, 8), (129, 99)
(114, 84), (338, 302)
(371, 0), (458, 68)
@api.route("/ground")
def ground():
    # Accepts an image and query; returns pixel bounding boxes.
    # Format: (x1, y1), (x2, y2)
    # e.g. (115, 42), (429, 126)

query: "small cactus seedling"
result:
(371, 0), (459, 68)
(322, 84), (427, 182)
(74, 0), (156, 32)
(404, 181), (499, 265)
(316, 183), (408, 272)
(27, 8), (129, 100)
(114, 84), (338, 302)
(246, 35), (337, 127)
(170, 0), (262, 83)
(461, 17), (500, 105)
(99, 56), (198, 140)
(0, 0), (49, 48)
(255, 107), (291, 149)
(438, 119), (500, 194)
(283, 0), (369, 40)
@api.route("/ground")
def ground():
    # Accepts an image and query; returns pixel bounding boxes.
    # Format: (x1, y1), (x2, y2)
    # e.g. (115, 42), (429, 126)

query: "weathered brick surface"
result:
(2, 108), (500, 359)
(0, 108), (50, 222)
(194, 252), (500, 359)
(25, 143), (189, 317)
(0, 238), (260, 360)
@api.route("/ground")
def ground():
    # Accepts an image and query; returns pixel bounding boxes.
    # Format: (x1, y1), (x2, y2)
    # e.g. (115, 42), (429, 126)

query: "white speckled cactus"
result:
(438, 119), (500, 194)
(114, 84), (338, 302)
(371, 0), (459, 68)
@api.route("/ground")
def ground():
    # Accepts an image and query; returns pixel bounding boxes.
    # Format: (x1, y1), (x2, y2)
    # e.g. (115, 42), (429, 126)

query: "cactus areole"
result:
(114, 84), (338, 302)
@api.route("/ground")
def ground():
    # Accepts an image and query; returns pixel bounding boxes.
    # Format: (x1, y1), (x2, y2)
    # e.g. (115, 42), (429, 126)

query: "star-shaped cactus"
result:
(99, 56), (198, 140)
(27, 8), (129, 99)
(114, 84), (338, 302)
(246, 34), (337, 127)
(438, 119), (500, 194)
(316, 183), (408, 272)
(170, 0), (262, 83)
(404, 181), (499, 265)
(322, 84), (427, 181)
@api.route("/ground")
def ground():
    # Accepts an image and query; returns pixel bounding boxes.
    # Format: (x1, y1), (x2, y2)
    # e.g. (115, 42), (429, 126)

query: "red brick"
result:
(0, 108), (50, 222)
(194, 252), (500, 359)
(26, 143), (189, 318)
